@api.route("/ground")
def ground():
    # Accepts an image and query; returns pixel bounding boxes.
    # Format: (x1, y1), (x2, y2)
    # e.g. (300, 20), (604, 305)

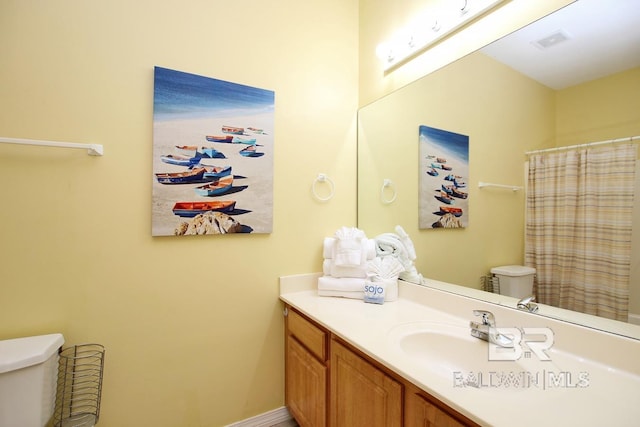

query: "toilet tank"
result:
(490, 265), (536, 299)
(0, 333), (65, 427)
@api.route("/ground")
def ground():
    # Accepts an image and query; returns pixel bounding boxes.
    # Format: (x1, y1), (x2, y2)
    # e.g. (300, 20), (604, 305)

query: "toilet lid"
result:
(0, 333), (64, 374)
(490, 265), (536, 276)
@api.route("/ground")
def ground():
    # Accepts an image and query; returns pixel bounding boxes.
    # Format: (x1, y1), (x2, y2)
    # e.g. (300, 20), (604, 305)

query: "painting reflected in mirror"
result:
(357, 0), (640, 337)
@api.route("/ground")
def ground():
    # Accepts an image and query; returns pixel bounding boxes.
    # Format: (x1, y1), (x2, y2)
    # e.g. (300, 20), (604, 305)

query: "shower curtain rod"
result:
(525, 135), (640, 156)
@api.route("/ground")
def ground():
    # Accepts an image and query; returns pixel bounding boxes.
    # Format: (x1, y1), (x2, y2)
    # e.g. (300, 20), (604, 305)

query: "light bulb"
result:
(375, 42), (394, 62)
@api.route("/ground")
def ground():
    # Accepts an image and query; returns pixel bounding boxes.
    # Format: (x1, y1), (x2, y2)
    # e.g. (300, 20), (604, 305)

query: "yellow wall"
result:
(556, 67), (640, 146)
(0, 1), (358, 425)
(358, 53), (556, 287)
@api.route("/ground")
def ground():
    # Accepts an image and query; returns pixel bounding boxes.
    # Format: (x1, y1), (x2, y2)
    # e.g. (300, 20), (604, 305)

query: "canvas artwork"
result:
(152, 66), (275, 236)
(419, 125), (469, 229)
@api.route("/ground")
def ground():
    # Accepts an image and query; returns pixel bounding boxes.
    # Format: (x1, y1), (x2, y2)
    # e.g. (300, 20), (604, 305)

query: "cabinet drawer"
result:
(287, 307), (327, 361)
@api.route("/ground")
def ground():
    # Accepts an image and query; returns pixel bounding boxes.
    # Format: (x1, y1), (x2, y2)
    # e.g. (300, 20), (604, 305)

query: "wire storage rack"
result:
(53, 344), (105, 427)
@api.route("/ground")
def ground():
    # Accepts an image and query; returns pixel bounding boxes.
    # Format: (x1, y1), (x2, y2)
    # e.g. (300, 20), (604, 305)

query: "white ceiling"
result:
(480, 0), (640, 90)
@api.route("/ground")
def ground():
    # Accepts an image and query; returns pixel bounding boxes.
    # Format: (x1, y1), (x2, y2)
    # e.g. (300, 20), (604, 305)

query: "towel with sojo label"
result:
(364, 279), (391, 304)
(363, 256), (404, 304)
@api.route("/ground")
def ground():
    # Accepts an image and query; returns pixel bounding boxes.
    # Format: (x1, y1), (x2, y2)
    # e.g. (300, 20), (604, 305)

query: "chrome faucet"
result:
(517, 295), (539, 313)
(469, 310), (513, 348)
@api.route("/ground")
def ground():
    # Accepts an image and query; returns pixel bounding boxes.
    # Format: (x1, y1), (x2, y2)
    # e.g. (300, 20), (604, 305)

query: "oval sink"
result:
(399, 323), (488, 365)
(389, 321), (498, 370)
(387, 321), (553, 390)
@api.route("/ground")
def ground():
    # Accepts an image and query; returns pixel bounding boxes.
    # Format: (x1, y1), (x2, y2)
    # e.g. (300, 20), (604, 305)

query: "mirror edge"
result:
(420, 278), (640, 340)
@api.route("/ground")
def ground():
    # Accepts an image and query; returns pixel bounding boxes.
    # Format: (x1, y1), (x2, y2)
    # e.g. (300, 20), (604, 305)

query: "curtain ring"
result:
(381, 179), (397, 204)
(461, 0), (468, 12)
(312, 173), (335, 201)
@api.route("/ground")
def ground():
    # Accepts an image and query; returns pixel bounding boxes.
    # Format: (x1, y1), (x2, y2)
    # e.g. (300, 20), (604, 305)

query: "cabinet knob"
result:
(283, 307), (289, 317)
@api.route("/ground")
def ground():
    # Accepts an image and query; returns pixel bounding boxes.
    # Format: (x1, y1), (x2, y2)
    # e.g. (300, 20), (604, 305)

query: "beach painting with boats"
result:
(152, 66), (274, 236)
(419, 125), (469, 229)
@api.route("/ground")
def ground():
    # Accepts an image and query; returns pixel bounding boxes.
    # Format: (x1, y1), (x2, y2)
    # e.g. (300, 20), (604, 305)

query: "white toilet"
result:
(490, 265), (536, 299)
(0, 333), (64, 427)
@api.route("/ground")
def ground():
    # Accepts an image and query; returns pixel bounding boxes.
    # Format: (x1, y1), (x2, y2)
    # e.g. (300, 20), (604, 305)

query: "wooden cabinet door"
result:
(405, 383), (478, 427)
(330, 339), (402, 427)
(286, 335), (327, 427)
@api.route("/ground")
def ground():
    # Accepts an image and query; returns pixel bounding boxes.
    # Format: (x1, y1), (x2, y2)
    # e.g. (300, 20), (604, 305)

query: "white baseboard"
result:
(225, 406), (293, 427)
(629, 313), (640, 326)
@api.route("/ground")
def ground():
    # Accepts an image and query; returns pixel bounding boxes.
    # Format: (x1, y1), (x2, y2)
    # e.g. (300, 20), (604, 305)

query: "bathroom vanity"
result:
(280, 273), (640, 427)
(285, 304), (477, 426)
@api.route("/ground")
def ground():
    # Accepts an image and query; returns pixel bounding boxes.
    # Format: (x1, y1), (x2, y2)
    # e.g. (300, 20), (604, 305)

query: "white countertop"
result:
(280, 273), (640, 427)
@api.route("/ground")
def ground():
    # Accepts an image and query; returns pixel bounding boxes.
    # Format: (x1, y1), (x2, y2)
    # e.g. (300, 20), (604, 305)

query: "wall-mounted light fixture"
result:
(376, 0), (505, 72)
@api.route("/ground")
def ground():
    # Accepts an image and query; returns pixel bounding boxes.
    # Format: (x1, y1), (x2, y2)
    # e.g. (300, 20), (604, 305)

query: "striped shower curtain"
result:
(525, 144), (636, 321)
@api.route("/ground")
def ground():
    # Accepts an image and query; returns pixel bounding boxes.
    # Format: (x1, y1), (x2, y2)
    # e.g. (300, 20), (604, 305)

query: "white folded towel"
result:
(323, 237), (376, 261)
(323, 259), (330, 275)
(318, 276), (366, 292)
(317, 279), (398, 301)
(333, 227), (366, 267)
(317, 289), (364, 300)
(323, 237), (335, 259)
(323, 259), (368, 278)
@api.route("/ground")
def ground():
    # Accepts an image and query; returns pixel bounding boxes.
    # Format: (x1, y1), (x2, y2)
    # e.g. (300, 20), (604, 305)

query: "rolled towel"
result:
(374, 233), (408, 260)
(318, 276), (366, 292)
(324, 237), (376, 261)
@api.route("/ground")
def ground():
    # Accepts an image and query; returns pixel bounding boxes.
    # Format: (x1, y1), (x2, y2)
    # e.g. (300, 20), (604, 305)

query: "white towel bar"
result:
(478, 181), (522, 191)
(0, 137), (104, 156)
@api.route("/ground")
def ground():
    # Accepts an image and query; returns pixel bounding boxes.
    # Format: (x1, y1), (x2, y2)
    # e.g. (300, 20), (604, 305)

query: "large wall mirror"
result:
(358, 0), (640, 338)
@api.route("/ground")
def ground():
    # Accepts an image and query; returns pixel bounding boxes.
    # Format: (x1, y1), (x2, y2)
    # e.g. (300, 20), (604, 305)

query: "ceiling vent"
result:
(532, 30), (572, 49)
